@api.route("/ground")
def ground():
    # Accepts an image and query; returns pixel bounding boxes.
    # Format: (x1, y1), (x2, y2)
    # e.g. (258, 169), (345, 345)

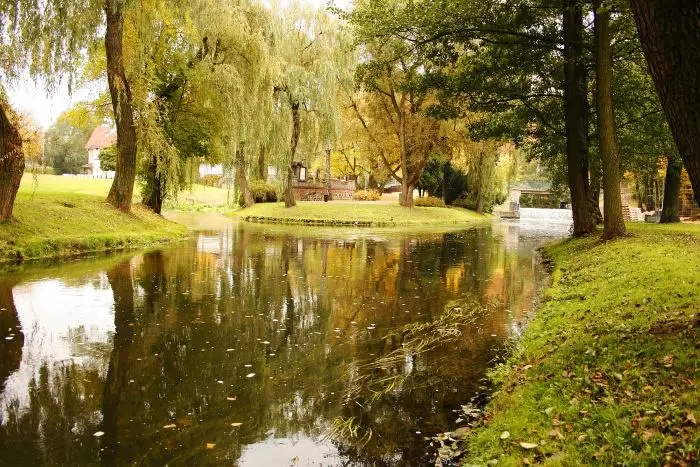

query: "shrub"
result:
(353, 189), (381, 201)
(414, 195), (446, 207)
(248, 180), (278, 203)
(200, 174), (222, 187)
(453, 196), (477, 211)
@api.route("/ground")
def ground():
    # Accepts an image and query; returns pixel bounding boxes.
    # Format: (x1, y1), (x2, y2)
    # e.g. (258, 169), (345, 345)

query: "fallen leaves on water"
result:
(519, 442), (538, 449)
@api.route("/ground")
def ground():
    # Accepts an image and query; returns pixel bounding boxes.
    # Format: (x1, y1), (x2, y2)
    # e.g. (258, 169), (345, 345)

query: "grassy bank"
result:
(231, 201), (488, 226)
(459, 223), (699, 465)
(1, 175), (187, 263)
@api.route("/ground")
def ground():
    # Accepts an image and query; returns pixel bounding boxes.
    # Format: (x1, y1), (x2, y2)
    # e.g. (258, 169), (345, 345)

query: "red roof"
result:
(85, 125), (117, 150)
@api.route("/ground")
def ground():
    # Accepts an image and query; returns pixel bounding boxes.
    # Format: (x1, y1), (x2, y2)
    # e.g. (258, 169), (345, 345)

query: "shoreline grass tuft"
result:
(459, 223), (700, 465)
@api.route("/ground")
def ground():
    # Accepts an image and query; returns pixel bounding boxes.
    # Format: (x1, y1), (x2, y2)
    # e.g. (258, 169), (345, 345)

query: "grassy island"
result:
(231, 201), (489, 226)
(0, 175), (186, 263)
(460, 223), (700, 465)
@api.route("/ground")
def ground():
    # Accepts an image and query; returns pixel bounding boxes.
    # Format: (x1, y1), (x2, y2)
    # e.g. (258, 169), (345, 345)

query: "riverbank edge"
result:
(229, 202), (490, 227)
(458, 223), (699, 465)
(0, 200), (188, 264)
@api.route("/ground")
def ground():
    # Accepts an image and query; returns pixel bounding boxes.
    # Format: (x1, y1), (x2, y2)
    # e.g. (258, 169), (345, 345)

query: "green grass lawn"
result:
(1, 175), (186, 263)
(459, 223), (700, 465)
(231, 201), (488, 226)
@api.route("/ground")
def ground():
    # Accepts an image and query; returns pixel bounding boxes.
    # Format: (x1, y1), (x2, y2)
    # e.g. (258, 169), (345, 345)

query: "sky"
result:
(7, 0), (352, 131)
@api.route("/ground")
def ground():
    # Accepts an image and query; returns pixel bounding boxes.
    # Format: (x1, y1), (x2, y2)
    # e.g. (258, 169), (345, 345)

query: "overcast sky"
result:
(8, 0), (352, 130)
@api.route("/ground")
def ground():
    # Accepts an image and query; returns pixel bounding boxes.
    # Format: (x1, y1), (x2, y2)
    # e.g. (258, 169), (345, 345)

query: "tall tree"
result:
(104, 0), (138, 212)
(272, 1), (353, 207)
(594, 0), (626, 239)
(562, 0), (597, 235)
(629, 0), (700, 205)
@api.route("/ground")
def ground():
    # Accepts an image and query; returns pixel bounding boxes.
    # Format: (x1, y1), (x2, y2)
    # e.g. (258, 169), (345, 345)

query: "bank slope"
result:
(231, 202), (488, 226)
(0, 192), (187, 263)
(462, 224), (699, 466)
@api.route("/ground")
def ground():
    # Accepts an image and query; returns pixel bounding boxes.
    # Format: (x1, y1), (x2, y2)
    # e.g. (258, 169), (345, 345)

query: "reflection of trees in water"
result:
(0, 227), (542, 466)
(0, 280), (22, 393)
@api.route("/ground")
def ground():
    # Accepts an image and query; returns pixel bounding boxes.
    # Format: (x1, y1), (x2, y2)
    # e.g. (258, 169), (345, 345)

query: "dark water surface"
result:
(0, 215), (560, 466)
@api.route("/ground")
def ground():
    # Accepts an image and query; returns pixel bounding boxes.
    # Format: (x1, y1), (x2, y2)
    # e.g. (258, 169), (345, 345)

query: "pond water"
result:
(0, 215), (564, 466)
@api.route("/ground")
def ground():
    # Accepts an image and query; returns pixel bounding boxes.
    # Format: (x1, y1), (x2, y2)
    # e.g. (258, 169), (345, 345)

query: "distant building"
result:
(83, 125), (116, 179)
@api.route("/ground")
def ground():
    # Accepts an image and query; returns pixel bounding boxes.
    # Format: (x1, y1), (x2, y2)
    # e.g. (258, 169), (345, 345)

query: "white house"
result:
(83, 125), (117, 179)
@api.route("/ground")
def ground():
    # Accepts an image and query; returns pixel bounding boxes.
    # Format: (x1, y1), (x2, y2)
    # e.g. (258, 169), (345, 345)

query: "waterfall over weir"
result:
(511, 208), (573, 236)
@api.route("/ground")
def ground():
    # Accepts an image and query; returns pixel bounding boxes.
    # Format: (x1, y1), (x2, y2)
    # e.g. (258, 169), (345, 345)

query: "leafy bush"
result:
(414, 196), (446, 207)
(200, 174), (222, 187)
(453, 196), (477, 211)
(353, 189), (382, 201)
(248, 180), (278, 203)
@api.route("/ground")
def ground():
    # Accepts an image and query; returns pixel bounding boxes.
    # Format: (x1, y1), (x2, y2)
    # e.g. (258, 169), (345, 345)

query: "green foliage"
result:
(414, 196), (446, 207)
(98, 147), (117, 171)
(352, 189), (381, 201)
(519, 193), (561, 209)
(200, 174), (222, 187)
(247, 180), (278, 203)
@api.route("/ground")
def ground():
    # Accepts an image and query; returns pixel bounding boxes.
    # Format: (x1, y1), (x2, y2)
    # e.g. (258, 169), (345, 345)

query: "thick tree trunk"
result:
(105, 0), (138, 213)
(0, 102), (24, 222)
(629, 0), (700, 205)
(400, 182), (414, 207)
(660, 154), (682, 223)
(235, 144), (254, 208)
(595, 2), (626, 240)
(284, 102), (301, 208)
(563, 0), (597, 236)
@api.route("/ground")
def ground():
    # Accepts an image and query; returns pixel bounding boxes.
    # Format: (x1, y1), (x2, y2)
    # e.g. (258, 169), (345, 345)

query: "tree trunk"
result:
(105, 0), (138, 213)
(563, 0), (597, 236)
(284, 102), (301, 208)
(629, 0), (700, 205)
(0, 101), (24, 222)
(660, 154), (682, 223)
(595, 2), (626, 240)
(235, 144), (254, 208)
(400, 182), (414, 207)
(324, 145), (332, 201)
(257, 146), (266, 180)
(143, 155), (165, 214)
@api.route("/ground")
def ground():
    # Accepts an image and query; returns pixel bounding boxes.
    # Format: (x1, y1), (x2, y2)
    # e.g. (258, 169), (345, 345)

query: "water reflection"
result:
(0, 219), (554, 466)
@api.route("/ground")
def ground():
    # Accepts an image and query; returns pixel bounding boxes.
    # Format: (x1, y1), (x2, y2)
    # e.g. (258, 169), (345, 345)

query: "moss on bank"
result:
(461, 223), (699, 465)
(1, 192), (186, 263)
(231, 201), (488, 226)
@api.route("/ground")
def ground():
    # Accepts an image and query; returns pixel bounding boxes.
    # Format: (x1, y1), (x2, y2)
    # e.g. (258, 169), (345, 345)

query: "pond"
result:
(0, 215), (564, 466)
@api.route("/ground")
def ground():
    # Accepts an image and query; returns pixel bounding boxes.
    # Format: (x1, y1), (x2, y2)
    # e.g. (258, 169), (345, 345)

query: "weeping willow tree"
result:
(268, 0), (354, 208)
(0, 0), (101, 221)
(117, 0), (282, 211)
